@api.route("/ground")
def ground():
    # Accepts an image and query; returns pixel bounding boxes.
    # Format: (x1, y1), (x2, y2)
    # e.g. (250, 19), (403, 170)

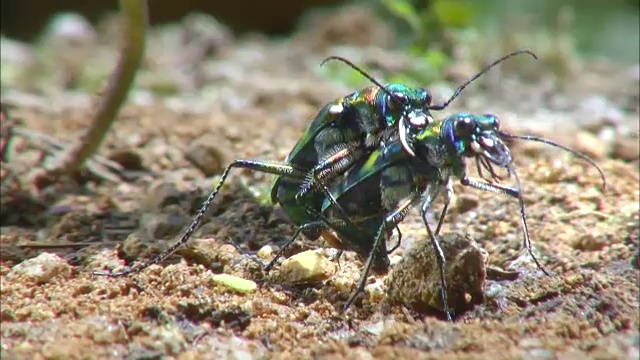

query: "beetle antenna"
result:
(499, 131), (607, 191)
(430, 50), (538, 110)
(320, 55), (409, 108)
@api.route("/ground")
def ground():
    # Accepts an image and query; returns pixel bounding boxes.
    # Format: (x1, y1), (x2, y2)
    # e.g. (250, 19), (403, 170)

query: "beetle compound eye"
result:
(418, 89), (432, 106)
(388, 92), (408, 110)
(483, 114), (500, 130)
(424, 90), (432, 106)
(454, 117), (476, 138)
(394, 92), (408, 102)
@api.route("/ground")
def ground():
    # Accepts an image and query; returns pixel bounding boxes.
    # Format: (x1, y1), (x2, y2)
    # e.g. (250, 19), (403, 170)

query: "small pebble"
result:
(278, 250), (336, 284)
(574, 131), (609, 159)
(538, 158), (565, 184)
(7, 253), (73, 284)
(577, 96), (624, 131)
(211, 274), (257, 294)
(185, 134), (230, 177)
(572, 232), (607, 252)
(181, 13), (234, 52)
(613, 137), (640, 161)
(108, 149), (144, 171)
(455, 194), (479, 214)
(365, 278), (386, 304)
(257, 245), (274, 260)
(42, 12), (97, 45)
(142, 181), (182, 211)
(140, 210), (190, 240)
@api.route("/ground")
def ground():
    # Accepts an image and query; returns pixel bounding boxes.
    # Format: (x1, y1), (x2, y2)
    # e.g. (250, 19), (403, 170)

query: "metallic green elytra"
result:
(271, 83), (435, 237)
(277, 50), (539, 235)
(280, 84), (433, 169)
(321, 112), (606, 318)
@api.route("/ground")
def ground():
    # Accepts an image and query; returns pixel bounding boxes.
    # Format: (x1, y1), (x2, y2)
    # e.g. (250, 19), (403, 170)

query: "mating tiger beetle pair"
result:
(94, 50), (607, 321)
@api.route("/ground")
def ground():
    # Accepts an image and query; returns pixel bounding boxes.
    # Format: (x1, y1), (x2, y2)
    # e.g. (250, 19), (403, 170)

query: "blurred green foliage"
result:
(380, 0), (474, 50)
(321, 0), (478, 88)
(377, 0), (477, 86)
(325, 0), (638, 88)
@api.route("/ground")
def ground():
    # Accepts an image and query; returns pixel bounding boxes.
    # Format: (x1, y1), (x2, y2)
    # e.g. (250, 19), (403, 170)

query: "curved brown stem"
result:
(37, 0), (148, 183)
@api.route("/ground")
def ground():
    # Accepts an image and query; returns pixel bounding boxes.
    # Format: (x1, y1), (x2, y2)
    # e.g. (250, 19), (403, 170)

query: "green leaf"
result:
(380, 0), (422, 36)
(432, 0), (475, 28)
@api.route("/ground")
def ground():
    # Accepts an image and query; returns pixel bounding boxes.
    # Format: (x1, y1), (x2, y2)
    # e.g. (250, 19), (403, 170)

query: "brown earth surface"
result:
(1, 9), (639, 360)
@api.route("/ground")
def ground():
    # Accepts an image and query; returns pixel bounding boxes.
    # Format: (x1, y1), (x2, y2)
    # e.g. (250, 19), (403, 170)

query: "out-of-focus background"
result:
(2, 0), (639, 62)
(2, 0), (639, 113)
(1, 1), (639, 360)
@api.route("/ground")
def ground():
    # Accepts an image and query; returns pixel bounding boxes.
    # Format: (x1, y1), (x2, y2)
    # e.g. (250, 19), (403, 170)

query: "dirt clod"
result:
(575, 131), (610, 159)
(613, 136), (640, 161)
(386, 233), (488, 315)
(184, 133), (230, 177)
(6, 252), (73, 284)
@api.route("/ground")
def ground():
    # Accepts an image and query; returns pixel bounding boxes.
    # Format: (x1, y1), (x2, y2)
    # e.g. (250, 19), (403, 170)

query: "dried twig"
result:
(35, 0), (148, 185)
(13, 126), (124, 182)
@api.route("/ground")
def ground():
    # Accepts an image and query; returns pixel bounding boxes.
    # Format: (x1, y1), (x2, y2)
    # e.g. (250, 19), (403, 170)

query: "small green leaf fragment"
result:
(211, 274), (257, 294)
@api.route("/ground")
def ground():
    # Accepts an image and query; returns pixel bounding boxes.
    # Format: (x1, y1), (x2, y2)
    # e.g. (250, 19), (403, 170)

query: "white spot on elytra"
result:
(329, 104), (343, 115)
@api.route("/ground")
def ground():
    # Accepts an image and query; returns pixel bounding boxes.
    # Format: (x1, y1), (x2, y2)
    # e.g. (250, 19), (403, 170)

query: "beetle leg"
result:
(342, 196), (414, 313)
(228, 237), (268, 268)
(419, 182), (453, 321)
(434, 178), (454, 236)
(387, 225), (403, 254)
(460, 175), (519, 197)
(94, 160), (307, 277)
(460, 175), (549, 276)
(263, 220), (328, 272)
(297, 143), (364, 200)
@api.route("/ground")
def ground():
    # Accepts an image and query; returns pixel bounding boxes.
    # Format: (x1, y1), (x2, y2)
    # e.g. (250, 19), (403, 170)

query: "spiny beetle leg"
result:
(298, 183), (369, 254)
(434, 179), (454, 236)
(420, 183), (453, 321)
(330, 249), (345, 270)
(387, 225), (403, 254)
(263, 220), (326, 272)
(296, 143), (363, 216)
(298, 144), (363, 197)
(341, 198), (413, 314)
(460, 175), (550, 276)
(93, 159), (308, 278)
(228, 238), (269, 268)
(318, 185), (355, 229)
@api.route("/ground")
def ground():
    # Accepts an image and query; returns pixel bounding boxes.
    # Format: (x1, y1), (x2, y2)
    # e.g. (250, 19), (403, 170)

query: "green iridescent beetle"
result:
(320, 112), (607, 318)
(91, 52), (540, 308)
(272, 51), (537, 248)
